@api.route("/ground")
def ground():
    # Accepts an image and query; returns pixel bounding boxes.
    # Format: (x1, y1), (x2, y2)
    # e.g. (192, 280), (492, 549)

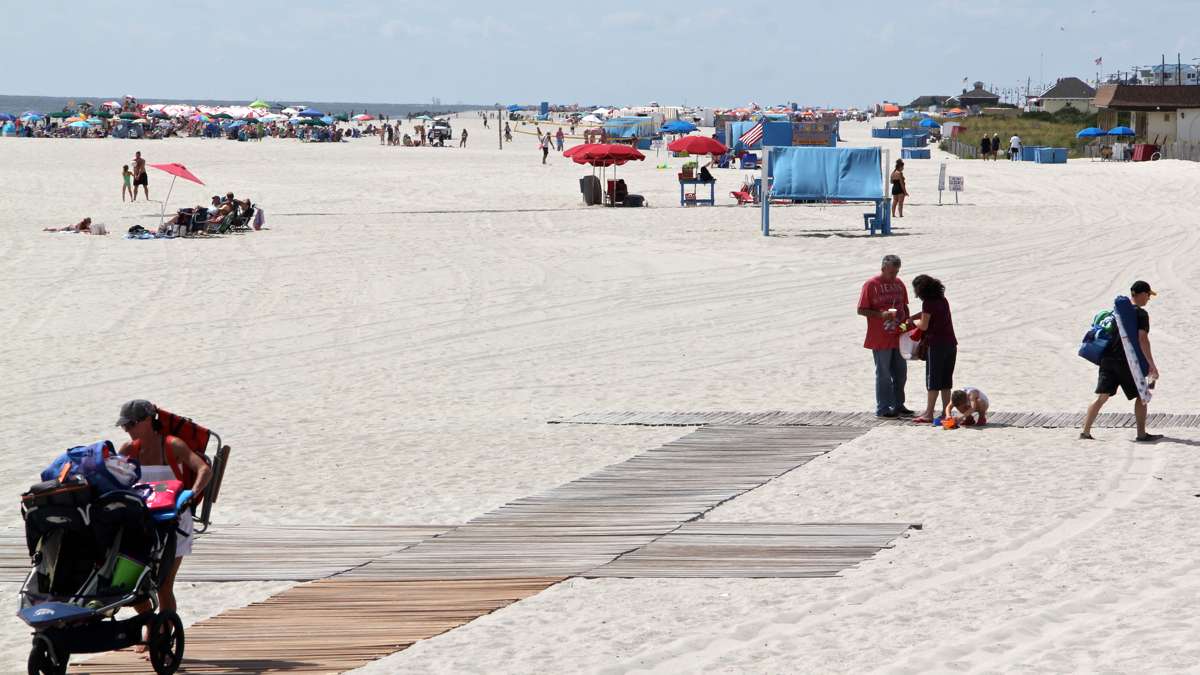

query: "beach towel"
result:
(1113, 295), (1152, 403)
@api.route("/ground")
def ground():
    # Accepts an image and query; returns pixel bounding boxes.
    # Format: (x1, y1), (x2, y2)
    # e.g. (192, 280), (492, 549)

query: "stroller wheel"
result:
(148, 611), (185, 675)
(27, 637), (67, 675)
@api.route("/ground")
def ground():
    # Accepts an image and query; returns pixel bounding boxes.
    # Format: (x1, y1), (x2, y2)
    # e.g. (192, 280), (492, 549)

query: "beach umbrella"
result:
(1107, 126), (1135, 136)
(102, 100), (121, 109)
(662, 120), (697, 134)
(213, 112), (233, 120)
(333, 113), (348, 122)
(150, 163), (204, 231)
(507, 104), (521, 112)
(49, 111), (72, 119)
(353, 113), (373, 121)
(667, 135), (727, 156)
(228, 120), (247, 128)
(415, 114), (433, 121)
(68, 120), (90, 128)
(20, 113), (44, 122)
(130, 119), (152, 125)
(119, 112), (139, 119)
(1076, 127), (1105, 138)
(918, 118), (940, 128)
(248, 99), (270, 109)
(91, 110), (112, 118)
(149, 110), (170, 119)
(298, 107), (323, 117)
(320, 115), (334, 125)
(571, 144), (645, 205)
(0, 113), (13, 121)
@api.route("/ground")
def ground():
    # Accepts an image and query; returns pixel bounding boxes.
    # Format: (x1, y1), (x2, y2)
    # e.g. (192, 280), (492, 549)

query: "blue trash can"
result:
(1052, 148), (1068, 163)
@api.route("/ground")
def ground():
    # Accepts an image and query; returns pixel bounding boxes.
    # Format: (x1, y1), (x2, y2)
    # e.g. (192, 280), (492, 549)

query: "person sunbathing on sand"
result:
(944, 387), (989, 426)
(44, 217), (102, 234)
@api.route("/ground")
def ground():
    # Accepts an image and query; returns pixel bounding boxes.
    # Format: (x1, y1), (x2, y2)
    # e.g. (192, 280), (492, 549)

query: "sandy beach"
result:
(3, 118), (1200, 672)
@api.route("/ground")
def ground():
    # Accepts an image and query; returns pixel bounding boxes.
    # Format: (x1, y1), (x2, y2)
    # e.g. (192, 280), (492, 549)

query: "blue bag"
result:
(1077, 309), (1116, 365)
(41, 441), (140, 495)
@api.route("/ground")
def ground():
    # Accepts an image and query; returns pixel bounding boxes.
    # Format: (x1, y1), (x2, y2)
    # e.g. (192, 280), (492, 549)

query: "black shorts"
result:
(925, 344), (957, 391)
(134, 173), (148, 186)
(1097, 357), (1138, 400)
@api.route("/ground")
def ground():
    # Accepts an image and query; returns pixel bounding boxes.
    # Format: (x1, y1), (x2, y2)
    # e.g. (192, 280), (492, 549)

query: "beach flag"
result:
(1095, 56), (1103, 65)
(739, 122), (764, 147)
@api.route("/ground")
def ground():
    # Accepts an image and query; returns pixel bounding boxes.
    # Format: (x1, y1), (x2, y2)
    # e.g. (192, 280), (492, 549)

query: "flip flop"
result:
(912, 416), (932, 424)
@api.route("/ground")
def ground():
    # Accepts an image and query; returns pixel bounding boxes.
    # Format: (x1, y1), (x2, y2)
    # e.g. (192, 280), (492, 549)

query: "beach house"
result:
(945, 82), (1000, 112)
(905, 95), (951, 112)
(1031, 77), (1097, 114)
(1093, 84), (1200, 146)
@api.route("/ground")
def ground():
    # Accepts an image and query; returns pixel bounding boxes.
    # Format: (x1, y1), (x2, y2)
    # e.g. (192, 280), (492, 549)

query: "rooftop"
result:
(1093, 84), (1200, 111)
(1040, 77), (1096, 100)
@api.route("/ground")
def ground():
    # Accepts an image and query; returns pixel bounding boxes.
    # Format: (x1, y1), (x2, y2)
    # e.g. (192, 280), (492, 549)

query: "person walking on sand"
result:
(131, 151), (149, 201)
(1009, 133), (1022, 161)
(504, 122), (512, 143)
(122, 164), (133, 202)
(991, 133), (1001, 161)
(540, 132), (552, 164)
(909, 275), (957, 424)
(460, 128), (468, 148)
(979, 134), (991, 160)
(1081, 281), (1162, 442)
(890, 160), (908, 218)
(857, 255), (913, 418)
(555, 127), (565, 151)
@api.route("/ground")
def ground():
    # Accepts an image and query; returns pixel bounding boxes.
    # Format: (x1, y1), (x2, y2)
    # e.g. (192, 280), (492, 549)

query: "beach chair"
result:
(153, 407), (232, 534)
(731, 189), (754, 206)
(212, 212), (235, 234)
(230, 204), (256, 232)
(739, 153), (759, 170)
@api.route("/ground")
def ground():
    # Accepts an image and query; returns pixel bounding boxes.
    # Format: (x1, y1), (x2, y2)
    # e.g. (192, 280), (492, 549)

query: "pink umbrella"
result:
(353, 113), (373, 121)
(150, 163), (204, 229)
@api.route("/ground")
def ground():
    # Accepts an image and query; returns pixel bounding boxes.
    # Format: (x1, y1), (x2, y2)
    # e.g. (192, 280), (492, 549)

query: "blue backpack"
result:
(41, 440), (140, 495)
(1078, 309), (1115, 365)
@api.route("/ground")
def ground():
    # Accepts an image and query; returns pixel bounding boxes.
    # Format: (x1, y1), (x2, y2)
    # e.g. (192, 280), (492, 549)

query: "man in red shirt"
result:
(857, 254), (912, 417)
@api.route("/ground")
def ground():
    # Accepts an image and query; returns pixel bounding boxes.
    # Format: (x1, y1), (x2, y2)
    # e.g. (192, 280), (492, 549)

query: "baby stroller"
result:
(19, 475), (193, 674)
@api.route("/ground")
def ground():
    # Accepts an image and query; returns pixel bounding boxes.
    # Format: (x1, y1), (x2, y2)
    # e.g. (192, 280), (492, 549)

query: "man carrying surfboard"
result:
(1081, 280), (1161, 442)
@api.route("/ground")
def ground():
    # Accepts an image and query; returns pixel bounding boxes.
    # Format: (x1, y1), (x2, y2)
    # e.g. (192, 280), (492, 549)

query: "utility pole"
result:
(497, 105), (502, 150)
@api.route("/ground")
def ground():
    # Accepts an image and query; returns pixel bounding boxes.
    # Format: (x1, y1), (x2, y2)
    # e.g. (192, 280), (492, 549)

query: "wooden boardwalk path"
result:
(61, 426), (913, 673)
(549, 409), (1200, 429)
(0, 525), (449, 584)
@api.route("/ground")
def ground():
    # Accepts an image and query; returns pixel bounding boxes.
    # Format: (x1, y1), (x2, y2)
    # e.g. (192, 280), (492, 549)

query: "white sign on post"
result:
(948, 175), (963, 204)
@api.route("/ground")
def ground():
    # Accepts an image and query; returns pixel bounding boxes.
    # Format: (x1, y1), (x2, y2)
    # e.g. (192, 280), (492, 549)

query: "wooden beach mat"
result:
(549, 409), (1200, 428)
(0, 525), (450, 584)
(586, 521), (916, 578)
(73, 577), (560, 674)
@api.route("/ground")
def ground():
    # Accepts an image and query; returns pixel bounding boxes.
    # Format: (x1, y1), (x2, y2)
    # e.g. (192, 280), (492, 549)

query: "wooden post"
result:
(497, 106), (502, 150)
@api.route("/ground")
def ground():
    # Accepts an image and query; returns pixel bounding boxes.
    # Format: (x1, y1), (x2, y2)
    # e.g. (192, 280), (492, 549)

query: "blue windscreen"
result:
(769, 147), (884, 201)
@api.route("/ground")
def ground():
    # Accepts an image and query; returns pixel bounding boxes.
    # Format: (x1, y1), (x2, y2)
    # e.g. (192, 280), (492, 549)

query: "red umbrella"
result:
(562, 143), (596, 158)
(150, 163), (204, 185)
(667, 135), (727, 156)
(570, 144), (645, 205)
(149, 163), (204, 231)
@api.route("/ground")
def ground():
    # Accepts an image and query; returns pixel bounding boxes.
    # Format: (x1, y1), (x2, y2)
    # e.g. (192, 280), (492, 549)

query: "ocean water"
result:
(0, 94), (489, 118)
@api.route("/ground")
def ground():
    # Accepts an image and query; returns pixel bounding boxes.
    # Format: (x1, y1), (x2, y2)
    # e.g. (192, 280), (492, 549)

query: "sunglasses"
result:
(121, 417), (146, 431)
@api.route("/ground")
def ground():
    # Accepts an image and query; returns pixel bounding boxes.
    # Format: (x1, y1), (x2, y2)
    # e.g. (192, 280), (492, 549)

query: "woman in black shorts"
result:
(910, 274), (957, 424)
(890, 159), (908, 218)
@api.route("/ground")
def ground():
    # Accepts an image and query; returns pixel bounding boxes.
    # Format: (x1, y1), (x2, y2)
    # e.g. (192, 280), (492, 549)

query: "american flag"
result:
(739, 121), (764, 147)
(1095, 57), (1103, 65)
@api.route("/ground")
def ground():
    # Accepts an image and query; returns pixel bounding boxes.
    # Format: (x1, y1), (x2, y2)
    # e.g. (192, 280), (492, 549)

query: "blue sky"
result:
(4, 0), (1197, 107)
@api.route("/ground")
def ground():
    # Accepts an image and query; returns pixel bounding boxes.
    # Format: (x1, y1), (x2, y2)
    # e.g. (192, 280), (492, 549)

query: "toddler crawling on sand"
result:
(944, 387), (989, 426)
